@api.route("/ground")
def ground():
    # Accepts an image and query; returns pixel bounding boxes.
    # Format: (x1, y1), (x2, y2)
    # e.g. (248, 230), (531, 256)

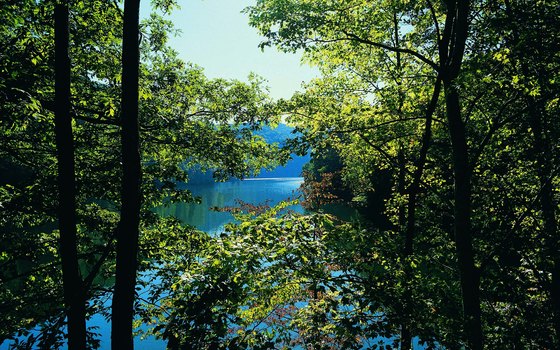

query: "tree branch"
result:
(340, 30), (439, 72)
(426, 0), (441, 44)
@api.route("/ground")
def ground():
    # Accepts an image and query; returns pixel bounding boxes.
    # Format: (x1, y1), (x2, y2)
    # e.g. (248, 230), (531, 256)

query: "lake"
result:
(101, 178), (305, 350)
(0, 178), (304, 350)
(156, 177), (305, 232)
(1, 177), (428, 349)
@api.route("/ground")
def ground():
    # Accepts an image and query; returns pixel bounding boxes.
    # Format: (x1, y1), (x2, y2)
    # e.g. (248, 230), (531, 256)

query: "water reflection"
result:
(129, 178), (304, 349)
(156, 178), (304, 233)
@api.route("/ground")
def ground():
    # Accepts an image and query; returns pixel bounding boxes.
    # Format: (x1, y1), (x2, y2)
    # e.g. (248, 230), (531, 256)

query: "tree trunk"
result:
(54, 2), (87, 349)
(397, 147), (412, 350)
(437, 1), (483, 347)
(111, 0), (142, 349)
(444, 83), (483, 350)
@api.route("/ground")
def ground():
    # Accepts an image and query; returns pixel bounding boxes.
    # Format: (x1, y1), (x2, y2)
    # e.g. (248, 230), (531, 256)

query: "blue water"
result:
(157, 177), (304, 232)
(1, 178), (431, 349)
(0, 178), (303, 350)
(126, 178), (304, 349)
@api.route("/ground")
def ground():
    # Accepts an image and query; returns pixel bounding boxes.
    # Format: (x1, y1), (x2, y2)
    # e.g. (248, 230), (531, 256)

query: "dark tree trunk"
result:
(397, 147), (412, 350)
(391, 14), (414, 348)
(438, 1), (483, 348)
(111, 0), (142, 349)
(550, 195), (560, 348)
(404, 78), (441, 258)
(444, 83), (483, 350)
(54, 1), (87, 348)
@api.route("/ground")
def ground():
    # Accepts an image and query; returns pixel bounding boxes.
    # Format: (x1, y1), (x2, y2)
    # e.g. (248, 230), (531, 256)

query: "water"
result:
(156, 177), (304, 232)
(1, 178), (429, 349)
(116, 178), (304, 349)
(0, 178), (304, 350)
(127, 178), (304, 348)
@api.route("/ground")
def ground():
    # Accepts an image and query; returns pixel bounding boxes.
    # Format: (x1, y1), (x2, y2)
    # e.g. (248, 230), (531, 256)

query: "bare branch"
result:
(426, 0), (441, 43)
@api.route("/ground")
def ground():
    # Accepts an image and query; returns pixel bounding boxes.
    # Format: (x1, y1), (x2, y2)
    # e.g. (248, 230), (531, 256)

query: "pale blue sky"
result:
(144, 0), (317, 100)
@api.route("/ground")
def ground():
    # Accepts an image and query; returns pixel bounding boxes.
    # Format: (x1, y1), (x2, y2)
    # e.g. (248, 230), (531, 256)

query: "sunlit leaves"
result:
(0, 0), (285, 347)
(148, 205), (394, 348)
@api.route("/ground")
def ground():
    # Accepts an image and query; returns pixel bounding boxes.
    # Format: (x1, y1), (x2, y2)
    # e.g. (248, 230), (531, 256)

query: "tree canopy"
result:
(1, 0), (559, 349)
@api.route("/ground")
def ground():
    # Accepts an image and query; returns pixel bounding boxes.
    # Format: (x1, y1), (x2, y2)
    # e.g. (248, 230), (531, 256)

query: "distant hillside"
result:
(254, 153), (309, 178)
(254, 123), (295, 145)
(184, 124), (309, 183)
(253, 124), (309, 178)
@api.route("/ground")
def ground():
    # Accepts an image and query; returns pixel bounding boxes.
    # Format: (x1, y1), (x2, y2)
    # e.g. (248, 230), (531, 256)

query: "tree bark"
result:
(397, 147), (412, 350)
(400, 77), (441, 350)
(111, 0), (142, 349)
(437, 1), (483, 348)
(444, 83), (483, 350)
(54, 1), (87, 348)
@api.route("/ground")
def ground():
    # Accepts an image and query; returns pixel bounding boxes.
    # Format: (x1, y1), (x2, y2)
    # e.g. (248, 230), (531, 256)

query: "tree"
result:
(54, 0), (87, 348)
(111, 0), (142, 348)
(503, 1), (560, 343)
(245, 0), (491, 348)
(437, 2), (483, 348)
(1, 1), (283, 347)
(244, 0), (560, 348)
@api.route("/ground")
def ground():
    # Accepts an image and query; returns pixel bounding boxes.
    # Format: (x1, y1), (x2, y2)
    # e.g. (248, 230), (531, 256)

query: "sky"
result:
(142, 0), (318, 100)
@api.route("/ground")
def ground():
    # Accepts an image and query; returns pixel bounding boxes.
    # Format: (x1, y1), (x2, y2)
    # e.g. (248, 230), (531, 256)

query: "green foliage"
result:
(2, 0), (560, 348)
(245, 0), (560, 348)
(146, 204), (400, 349)
(0, 0), (284, 347)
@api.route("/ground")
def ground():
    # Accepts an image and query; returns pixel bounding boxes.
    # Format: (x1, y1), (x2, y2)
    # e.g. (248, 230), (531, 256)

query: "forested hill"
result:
(253, 124), (309, 178)
(186, 124), (309, 183)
